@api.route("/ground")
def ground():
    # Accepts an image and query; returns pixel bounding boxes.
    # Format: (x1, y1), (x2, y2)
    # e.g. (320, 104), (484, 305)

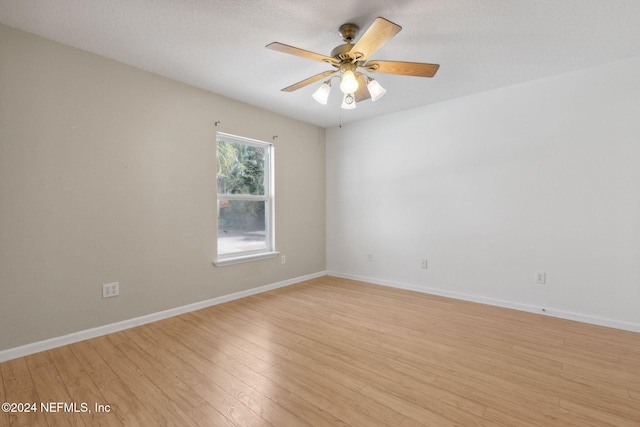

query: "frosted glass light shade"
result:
(367, 78), (387, 102)
(341, 92), (356, 109)
(312, 82), (331, 104)
(339, 70), (359, 94)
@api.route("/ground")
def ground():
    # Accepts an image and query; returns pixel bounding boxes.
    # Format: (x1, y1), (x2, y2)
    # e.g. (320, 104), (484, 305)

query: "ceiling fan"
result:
(266, 17), (439, 109)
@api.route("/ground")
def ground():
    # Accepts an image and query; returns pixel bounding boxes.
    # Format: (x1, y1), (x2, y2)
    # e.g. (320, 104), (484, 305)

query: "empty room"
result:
(1, 1), (640, 425)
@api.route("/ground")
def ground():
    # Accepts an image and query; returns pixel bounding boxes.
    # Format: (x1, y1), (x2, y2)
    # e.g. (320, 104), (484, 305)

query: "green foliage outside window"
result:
(217, 139), (266, 231)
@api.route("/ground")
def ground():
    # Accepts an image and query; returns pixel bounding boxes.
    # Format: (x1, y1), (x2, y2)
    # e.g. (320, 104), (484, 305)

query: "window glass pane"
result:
(217, 140), (265, 196)
(217, 200), (267, 255)
(215, 132), (273, 264)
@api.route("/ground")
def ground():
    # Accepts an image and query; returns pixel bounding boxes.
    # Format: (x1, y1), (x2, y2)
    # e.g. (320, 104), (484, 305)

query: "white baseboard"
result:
(0, 271), (327, 363)
(327, 271), (640, 334)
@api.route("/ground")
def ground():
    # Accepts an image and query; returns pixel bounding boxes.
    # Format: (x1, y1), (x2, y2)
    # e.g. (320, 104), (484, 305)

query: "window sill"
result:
(213, 251), (279, 267)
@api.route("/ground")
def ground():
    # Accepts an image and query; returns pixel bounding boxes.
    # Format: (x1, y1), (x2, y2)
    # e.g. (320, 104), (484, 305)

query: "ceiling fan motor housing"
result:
(330, 43), (355, 61)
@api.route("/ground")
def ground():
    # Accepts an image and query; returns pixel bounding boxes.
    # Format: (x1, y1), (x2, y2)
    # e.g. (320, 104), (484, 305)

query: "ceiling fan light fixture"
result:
(366, 77), (387, 102)
(339, 69), (359, 94)
(341, 92), (356, 109)
(312, 81), (332, 105)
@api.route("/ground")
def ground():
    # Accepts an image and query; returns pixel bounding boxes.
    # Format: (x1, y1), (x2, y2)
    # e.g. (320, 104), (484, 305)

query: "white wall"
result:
(327, 55), (640, 329)
(0, 24), (326, 351)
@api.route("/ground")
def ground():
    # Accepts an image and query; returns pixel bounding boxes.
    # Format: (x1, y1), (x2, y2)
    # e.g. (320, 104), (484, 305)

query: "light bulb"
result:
(312, 82), (331, 105)
(340, 70), (359, 94)
(366, 78), (387, 102)
(341, 92), (356, 109)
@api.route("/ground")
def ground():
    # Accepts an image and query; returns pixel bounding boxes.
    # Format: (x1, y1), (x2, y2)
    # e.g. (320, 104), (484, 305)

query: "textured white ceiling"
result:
(2, 0), (640, 128)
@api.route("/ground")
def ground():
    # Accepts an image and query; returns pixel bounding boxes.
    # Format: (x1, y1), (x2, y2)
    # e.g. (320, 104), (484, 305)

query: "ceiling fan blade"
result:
(350, 17), (402, 61)
(365, 60), (440, 77)
(281, 70), (337, 92)
(266, 42), (338, 65)
(354, 73), (371, 102)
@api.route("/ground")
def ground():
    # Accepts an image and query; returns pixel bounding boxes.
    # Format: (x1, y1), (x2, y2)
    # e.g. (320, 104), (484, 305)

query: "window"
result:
(214, 132), (276, 265)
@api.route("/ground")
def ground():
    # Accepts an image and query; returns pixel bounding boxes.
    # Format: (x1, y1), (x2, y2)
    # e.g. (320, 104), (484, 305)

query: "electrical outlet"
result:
(535, 272), (546, 284)
(281, 255), (286, 264)
(367, 253), (374, 262)
(421, 259), (428, 269)
(102, 282), (119, 298)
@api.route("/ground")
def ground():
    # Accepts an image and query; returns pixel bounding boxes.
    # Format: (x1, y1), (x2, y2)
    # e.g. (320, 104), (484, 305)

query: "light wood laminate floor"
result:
(2, 276), (640, 426)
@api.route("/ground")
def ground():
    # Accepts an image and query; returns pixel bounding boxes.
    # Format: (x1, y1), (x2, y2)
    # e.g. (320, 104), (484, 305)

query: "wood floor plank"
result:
(500, 365), (640, 421)
(176, 313), (384, 425)
(123, 327), (299, 427)
(138, 319), (301, 426)
(559, 397), (640, 426)
(214, 304), (484, 424)
(120, 328), (237, 426)
(431, 374), (562, 425)
(218, 297), (489, 425)
(105, 331), (227, 425)
(69, 340), (157, 426)
(274, 393), (349, 427)
(0, 358), (49, 426)
(0, 363), (9, 427)
(228, 293), (450, 386)
(397, 417), (429, 427)
(206, 307), (408, 425)
(1, 275), (640, 425)
(87, 336), (198, 426)
(25, 351), (86, 427)
(47, 346), (122, 427)
(358, 384), (489, 427)
(482, 406), (546, 427)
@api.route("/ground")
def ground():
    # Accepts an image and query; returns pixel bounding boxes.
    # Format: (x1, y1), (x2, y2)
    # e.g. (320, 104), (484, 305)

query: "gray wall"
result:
(0, 24), (326, 351)
(327, 55), (640, 330)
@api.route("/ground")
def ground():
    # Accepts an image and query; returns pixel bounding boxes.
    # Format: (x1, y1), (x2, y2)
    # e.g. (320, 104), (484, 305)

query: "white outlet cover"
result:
(102, 282), (120, 298)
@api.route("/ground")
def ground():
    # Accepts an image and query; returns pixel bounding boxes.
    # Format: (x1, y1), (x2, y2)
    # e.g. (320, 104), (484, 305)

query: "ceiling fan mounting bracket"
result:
(338, 23), (359, 42)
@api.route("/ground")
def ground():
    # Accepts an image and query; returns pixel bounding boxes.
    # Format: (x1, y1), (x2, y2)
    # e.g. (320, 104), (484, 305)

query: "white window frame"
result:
(214, 132), (277, 266)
